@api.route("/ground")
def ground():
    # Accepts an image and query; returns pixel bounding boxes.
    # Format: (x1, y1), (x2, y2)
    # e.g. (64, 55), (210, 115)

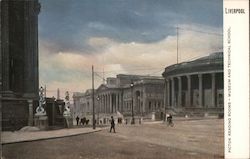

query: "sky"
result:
(38, 0), (223, 98)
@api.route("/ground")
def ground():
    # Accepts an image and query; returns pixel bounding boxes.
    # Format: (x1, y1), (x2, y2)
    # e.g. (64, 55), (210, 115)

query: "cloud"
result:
(39, 23), (222, 97)
(39, 0), (222, 54)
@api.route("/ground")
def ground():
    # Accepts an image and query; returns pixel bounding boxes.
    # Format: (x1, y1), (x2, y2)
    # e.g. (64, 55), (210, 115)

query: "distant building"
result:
(0, 0), (41, 130)
(73, 74), (165, 124)
(72, 89), (97, 120)
(162, 52), (224, 116)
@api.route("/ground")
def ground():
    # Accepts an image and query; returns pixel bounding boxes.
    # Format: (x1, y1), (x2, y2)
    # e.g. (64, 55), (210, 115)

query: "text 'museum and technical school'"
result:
(224, 0), (249, 158)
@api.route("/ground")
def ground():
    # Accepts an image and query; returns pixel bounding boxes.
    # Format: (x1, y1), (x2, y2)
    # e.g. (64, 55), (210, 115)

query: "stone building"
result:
(72, 89), (97, 121)
(162, 52), (224, 116)
(0, 0), (41, 130)
(73, 74), (165, 124)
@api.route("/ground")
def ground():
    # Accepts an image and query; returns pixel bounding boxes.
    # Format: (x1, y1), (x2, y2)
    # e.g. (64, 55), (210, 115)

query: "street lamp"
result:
(130, 81), (135, 124)
(97, 96), (100, 125)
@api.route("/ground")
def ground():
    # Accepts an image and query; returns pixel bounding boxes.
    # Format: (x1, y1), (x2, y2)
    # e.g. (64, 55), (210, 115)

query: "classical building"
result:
(0, 0), (41, 130)
(162, 52), (224, 116)
(73, 74), (165, 124)
(73, 90), (97, 119)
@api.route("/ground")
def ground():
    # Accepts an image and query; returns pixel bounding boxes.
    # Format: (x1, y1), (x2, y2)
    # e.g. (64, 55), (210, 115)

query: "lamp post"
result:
(130, 81), (135, 124)
(97, 96), (100, 125)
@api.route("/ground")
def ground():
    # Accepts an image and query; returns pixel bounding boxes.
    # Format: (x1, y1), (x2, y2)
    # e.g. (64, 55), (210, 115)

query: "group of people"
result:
(75, 114), (173, 133)
(75, 115), (116, 133)
(75, 116), (90, 126)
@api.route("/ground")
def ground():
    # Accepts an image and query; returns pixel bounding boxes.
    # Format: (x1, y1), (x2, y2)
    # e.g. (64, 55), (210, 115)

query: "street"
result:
(2, 119), (224, 159)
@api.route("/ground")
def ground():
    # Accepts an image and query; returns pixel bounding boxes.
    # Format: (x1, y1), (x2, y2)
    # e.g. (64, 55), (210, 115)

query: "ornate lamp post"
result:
(130, 81), (135, 124)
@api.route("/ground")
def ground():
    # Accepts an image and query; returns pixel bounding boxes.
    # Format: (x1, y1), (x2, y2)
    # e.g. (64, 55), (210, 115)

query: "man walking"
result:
(76, 116), (79, 126)
(110, 116), (116, 133)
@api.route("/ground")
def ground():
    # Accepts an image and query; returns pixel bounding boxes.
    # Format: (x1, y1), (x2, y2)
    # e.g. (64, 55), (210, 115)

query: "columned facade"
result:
(162, 52), (224, 116)
(73, 74), (165, 123)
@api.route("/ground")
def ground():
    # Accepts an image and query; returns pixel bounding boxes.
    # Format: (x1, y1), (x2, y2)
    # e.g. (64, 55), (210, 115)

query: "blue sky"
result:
(38, 0), (223, 97)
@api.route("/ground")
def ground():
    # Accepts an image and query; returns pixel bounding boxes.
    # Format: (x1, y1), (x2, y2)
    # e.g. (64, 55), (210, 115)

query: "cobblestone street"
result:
(2, 119), (224, 159)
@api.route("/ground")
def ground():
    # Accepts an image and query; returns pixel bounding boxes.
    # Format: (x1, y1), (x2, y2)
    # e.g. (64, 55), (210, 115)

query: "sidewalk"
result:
(1, 127), (104, 145)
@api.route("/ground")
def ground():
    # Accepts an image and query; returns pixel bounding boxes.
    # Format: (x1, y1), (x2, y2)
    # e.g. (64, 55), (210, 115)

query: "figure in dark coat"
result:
(76, 116), (79, 125)
(110, 116), (116, 133)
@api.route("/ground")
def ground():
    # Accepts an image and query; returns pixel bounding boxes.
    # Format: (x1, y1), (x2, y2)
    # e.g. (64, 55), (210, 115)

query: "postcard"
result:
(0, 0), (249, 159)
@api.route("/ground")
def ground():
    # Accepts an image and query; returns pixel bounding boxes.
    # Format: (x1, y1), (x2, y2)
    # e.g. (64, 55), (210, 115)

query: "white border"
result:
(224, 0), (249, 158)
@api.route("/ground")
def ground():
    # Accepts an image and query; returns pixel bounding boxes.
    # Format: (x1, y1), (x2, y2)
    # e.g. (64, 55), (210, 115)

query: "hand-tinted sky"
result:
(38, 0), (223, 97)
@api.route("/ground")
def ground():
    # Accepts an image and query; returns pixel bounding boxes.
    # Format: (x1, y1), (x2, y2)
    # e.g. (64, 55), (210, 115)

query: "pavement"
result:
(1, 116), (220, 145)
(1, 126), (104, 144)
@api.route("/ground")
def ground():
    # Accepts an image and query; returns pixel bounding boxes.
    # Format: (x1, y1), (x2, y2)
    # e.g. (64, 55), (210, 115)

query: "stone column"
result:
(166, 79), (170, 106)
(171, 78), (175, 107)
(140, 90), (143, 114)
(116, 93), (119, 113)
(110, 93), (112, 113)
(163, 79), (167, 110)
(211, 73), (216, 107)
(105, 94), (107, 113)
(178, 76), (182, 107)
(187, 75), (191, 107)
(102, 95), (104, 113)
(28, 99), (33, 126)
(120, 92), (123, 112)
(1, 2), (11, 92)
(101, 95), (103, 113)
(106, 94), (108, 113)
(119, 93), (122, 112)
(142, 90), (146, 114)
(198, 74), (203, 107)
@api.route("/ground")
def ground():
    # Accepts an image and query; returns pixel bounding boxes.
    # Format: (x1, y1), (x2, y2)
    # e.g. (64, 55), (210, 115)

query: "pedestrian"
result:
(110, 116), (116, 133)
(76, 116), (79, 125)
(167, 114), (174, 127)
(80, 118), (84, 125)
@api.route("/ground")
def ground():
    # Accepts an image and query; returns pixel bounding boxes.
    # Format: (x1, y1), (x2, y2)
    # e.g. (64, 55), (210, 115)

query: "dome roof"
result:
(162, 52), (223, 77)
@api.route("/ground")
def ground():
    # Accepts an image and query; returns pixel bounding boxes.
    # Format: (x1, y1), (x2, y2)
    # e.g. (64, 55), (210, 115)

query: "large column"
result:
(187, 75), (191, 107)
(211, 73), (216, 107)
(163, 79), (167, 110)
(105, 94), (107, 113)
(110, 93), (112, 113)
(142, 88), (146, 114)
(166, 79), (170, 106)
(119, 93), (122, 112)
(101, 95), (104, 113)
(102, 94), (104, 113)
(178, 76), (182, 107)
(28, 99), (33, 126)
(107, 94), (109, 113)
(105, 94), (108, 113)
(171, 77), (175, 107)
(198, 74), (203, 107)
(107, 94), (110, 113)
(1, 1), (10, 93)
(116, 93), (119, 113)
